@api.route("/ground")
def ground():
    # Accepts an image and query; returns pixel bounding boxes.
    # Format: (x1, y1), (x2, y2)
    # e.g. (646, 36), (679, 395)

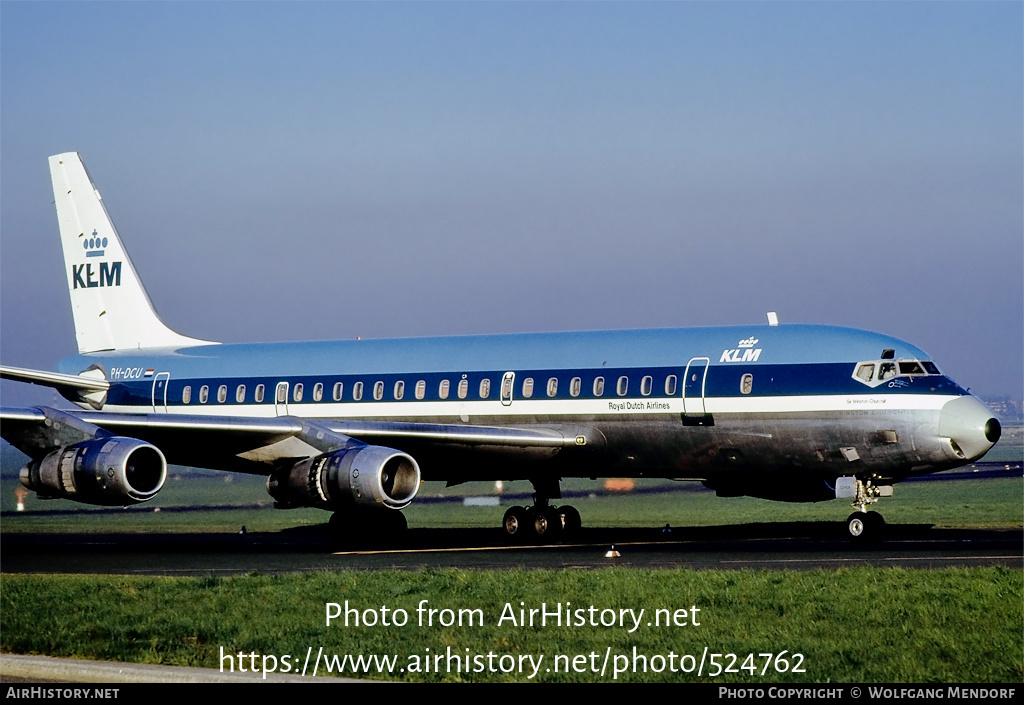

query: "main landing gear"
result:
(502, 477), (581, 543)
(328, 506), (408, 549)
(845, 477), (891, 542)
(502, 503), (582, 543)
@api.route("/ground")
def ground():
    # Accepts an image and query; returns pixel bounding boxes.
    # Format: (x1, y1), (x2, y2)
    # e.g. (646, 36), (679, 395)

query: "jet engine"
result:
(20, 437), (167, 505)
(267, 444), (421, 511)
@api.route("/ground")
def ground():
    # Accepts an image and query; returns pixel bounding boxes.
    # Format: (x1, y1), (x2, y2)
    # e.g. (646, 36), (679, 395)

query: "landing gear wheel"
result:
(329, 511), (354, 548)
(559, 505), (582, 535)
(847, 513), (867, 540)
(865, 510), (885, 537)
(329, 508), (407, 549)
(532, 506), (562, 542)
(503, 506), (528, 541)
(847, 511), (885, 542)
(378, 509), (408, 539)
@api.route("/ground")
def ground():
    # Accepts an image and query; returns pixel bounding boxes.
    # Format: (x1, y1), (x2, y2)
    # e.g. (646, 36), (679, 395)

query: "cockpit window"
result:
(855, 363), (875, 383)
(853, 358), (942, 387)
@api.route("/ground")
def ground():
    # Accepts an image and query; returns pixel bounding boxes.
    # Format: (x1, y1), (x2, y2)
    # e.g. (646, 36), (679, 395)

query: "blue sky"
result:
(1, 1), (1021, 405)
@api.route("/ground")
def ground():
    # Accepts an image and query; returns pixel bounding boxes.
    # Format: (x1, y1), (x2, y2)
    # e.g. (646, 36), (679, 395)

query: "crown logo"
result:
(83, 230), (108, 258)
(738, 337), (759, 348)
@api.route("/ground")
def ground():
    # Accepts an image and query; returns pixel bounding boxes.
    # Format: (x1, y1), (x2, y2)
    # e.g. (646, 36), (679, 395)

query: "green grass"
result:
(1, 568), (1020, 682)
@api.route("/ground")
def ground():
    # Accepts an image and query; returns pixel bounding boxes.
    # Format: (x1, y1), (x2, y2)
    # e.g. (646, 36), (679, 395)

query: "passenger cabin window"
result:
(741, 374), (753, 395)
(457, 379), (469, 399)
(415, 380), (426, 400)
(641, 375), (653, 396)
(593, 377), (605, 397)
(333, 382), (343, 401)
(617, 376), (628, 396)
(439, 380), (450, 400)
(293, 383), (303, 402)
(547, 377), (558, 397)
(353, 381), (364, 401)
(217, 385), (227, 403)
(374, 381), (384, 400)
(500, 376), (513, 399)
(479, 379), (490, 399)
(522, 378), (534, 398)
(313, 383), (323, 402)
(236, 385), (246, 403)
(200, 385), (209, 404)
(182, 386), (192, 404)
(394, 380), (404, 400)
(255, 384), (265, 403)
(277, 385), (287, 403)
(665, 375), (677, 396)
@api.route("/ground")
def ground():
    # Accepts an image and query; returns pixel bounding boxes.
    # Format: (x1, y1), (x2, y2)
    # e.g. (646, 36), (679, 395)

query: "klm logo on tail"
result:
(72, 230), (121, 288)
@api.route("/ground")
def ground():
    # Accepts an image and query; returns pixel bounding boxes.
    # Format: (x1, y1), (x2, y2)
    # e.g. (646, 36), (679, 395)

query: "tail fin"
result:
(50, 152), (217, 352)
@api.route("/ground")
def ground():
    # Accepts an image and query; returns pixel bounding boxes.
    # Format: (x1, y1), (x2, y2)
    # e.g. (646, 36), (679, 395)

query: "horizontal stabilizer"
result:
(0, 365), (110, 392)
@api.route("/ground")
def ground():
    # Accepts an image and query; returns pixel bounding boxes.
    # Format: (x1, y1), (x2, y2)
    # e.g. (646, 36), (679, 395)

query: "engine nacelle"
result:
(20, 437), (167, 506)
(267, 444), (421, 510)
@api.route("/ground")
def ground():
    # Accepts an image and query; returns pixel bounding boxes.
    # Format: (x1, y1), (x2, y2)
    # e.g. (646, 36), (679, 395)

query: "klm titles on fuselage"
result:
(720, 337), (762, 363)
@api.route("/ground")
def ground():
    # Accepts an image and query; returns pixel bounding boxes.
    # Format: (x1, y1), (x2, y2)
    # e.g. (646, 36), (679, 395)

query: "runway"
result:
(2, 522), (1020, 574)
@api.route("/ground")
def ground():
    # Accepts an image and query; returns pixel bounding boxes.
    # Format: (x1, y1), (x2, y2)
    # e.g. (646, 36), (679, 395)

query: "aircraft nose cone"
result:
(938, 396), (1000, 462)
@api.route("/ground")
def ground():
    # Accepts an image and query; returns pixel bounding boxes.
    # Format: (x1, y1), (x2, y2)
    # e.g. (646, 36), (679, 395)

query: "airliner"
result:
(0, 153), (1002, 543)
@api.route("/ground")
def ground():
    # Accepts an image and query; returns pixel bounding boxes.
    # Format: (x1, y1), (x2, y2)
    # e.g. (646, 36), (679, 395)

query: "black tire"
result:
(329, 507), (407, 549)
(503, 506), (528, 541)
(379, 509), (408, 537)
(847, 511), (885, 542)
(532, 506), (562, 542)
(328, 511), (356, 549)
(865, 510), (886, 539)
(559, 505), (582, 535)
(847, 512), (869, 540)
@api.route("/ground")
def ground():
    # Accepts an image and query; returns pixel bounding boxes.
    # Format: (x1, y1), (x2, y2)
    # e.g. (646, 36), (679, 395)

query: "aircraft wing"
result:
(0, 406), (583, 479)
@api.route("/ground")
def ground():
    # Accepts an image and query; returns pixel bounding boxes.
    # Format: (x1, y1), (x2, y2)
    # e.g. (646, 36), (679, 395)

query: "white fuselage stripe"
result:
(102, 393), (957, 418)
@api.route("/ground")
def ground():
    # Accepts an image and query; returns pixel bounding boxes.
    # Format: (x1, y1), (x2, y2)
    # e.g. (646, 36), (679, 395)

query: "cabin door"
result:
(500, 371), (515, 407)
(151, 372), (170, 412)
(682, 357), (709, 417)
(275, 381), (289, 416)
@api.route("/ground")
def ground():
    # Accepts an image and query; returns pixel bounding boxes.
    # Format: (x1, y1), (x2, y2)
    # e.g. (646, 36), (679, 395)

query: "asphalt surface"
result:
(2, 522), (1020, 574)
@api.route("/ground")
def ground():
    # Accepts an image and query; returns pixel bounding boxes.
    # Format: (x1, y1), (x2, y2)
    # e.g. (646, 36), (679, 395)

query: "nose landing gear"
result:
(846, 510), (885, 541)
(844, 477), (892, 542)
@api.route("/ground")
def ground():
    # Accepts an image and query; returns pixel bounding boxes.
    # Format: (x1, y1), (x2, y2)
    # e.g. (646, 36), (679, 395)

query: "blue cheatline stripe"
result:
(110, 362), (964, 409)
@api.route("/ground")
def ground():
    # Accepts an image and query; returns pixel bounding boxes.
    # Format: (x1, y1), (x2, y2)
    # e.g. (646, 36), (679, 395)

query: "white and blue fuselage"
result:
(0, 153), (1001, 542)
(54, 323), (994, 497)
